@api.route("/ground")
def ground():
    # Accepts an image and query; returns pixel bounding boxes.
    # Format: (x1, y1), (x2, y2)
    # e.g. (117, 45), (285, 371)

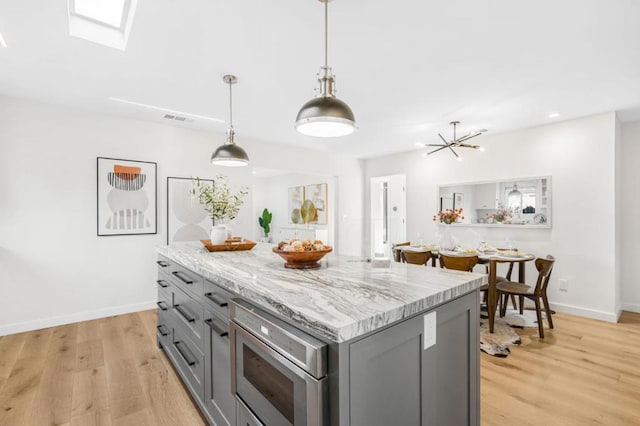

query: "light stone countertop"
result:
(158, 242), (486, 343)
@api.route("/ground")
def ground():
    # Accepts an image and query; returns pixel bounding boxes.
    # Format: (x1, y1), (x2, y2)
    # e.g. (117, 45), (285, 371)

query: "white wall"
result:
(621, 120), (640, 313)
(364, 112), (620, 321)
(0, 96), (363, 335)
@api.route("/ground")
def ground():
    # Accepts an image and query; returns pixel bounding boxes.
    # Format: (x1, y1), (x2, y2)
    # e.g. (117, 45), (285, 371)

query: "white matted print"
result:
(167, 177), (214, 244)
(97, 157), (157, 236)
(453, 192), (464, 210)
(305, 183), (328, 225)
(288, 186), (305, 224)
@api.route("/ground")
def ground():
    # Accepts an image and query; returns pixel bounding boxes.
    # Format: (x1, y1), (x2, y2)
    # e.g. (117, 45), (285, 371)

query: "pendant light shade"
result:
(211, 74), (250, 167)
(295, 0), (356, 137)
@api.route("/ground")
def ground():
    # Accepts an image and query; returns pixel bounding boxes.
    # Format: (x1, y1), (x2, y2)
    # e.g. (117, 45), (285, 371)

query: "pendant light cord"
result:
(228, 81), (233, 129)
(324, 0), (328, 68)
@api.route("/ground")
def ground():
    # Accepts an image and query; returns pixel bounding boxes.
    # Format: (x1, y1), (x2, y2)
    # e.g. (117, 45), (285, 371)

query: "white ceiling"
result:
(1, 0), (639, 158)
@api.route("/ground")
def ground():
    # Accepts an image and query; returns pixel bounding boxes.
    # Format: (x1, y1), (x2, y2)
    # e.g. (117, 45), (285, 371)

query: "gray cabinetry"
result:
(348, 291), (479, 426)
(156, 255), (236, 426)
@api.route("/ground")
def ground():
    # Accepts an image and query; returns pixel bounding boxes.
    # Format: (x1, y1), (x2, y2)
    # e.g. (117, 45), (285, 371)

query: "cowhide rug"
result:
(479, 308), (546, 357)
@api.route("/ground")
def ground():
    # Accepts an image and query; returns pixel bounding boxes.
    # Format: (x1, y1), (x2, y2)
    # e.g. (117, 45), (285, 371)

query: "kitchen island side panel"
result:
(348, 291), (479, 426)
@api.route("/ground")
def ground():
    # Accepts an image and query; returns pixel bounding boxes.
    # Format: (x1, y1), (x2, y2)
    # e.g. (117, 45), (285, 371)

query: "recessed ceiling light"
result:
(414, 142), (424, 147)
(251, 170), (257, 175)
(421, 152), (427, 158)
(108, 97), (224, 123)
(0, 31), (7, 48)
(548, 112), (561, 119)
(479, 147), (486, 152)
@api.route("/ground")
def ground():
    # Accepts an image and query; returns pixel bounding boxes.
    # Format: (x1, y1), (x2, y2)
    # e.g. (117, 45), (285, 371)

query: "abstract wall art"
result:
(97, 157), (157, 236)
(305, 183), (328, 224)
(167, 177), (213, 244)
(288, 186), (305, 224)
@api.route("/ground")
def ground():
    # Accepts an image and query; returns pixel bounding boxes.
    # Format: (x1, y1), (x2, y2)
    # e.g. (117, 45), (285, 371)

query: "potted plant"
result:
(258, 208), (273, 243)
(192, 175), (248, 244)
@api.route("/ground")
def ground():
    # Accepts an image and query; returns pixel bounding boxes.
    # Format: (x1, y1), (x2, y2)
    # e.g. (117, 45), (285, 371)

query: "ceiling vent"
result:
(164, 113), (193, 123)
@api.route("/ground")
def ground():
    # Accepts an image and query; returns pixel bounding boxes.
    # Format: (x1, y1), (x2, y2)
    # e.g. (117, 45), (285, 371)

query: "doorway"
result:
(370, 174), (406, 259)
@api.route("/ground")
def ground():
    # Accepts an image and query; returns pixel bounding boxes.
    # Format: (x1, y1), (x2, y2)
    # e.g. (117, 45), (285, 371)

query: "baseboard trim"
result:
(549, 302), (619, 323)
(622, 302), (640, 314)
(0, 300), (157, 336)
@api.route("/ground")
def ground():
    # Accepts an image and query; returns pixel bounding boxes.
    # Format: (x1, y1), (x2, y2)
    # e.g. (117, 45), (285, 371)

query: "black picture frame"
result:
(97, 157), (157, 236)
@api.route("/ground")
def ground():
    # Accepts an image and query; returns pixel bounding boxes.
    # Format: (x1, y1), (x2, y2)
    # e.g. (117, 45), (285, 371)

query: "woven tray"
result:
(200, 239), (256, 252)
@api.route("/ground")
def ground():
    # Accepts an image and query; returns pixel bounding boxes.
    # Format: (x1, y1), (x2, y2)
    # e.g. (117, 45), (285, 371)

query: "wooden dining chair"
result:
(402, 250), (432, 266)
(439, 254), (488, 300)
(496, 255), (556, 338)
(392, 242), (410, 262)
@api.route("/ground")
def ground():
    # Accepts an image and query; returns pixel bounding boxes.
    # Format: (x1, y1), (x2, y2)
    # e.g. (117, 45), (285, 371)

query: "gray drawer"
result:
(203, 279), (233, 320)
(168, 329), (205, 403)
(157, 286), (172, 313)
(156, 309), (171, 348)
(173, 286), (205, 352)
(156, 269), (173, 292)
(156, 255), (172, 274)
(169, 262), (204, 298)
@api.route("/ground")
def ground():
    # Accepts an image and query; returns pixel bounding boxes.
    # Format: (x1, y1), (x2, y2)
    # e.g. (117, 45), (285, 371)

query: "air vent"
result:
(164, 113), (193, 122)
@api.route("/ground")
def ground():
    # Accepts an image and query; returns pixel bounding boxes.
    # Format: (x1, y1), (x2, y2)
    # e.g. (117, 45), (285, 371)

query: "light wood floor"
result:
(1, 310), (639, 425)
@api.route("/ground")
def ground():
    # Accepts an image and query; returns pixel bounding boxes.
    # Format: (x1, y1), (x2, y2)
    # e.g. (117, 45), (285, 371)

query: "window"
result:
(67, 0), (137, 50)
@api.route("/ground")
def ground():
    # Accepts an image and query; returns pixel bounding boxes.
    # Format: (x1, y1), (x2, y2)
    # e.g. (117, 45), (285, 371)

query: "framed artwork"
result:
(97, 157), (157, 236)
(440, 197), (453, 212)
(167, 177), (214, 244)
(305, 183), (328, 225)
(453, 193), (464, 210)
(288, 186), (305, 224)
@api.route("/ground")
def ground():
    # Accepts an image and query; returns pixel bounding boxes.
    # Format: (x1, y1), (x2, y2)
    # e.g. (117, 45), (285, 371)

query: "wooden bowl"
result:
(272, 246), (333, 269)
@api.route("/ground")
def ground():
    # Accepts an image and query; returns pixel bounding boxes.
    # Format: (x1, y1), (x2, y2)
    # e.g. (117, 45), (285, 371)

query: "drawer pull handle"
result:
(156, 260), (169, 268)
(157, 280), (169, 288)
(175, 304), (195, 323)
(156, 301), (168, 311)
(172, 271), (193, 285)
(205, 318), (229, 337)
(174, 341), (196, 367)
(157, 325), (169, 336)
(205, 292), (228, 308)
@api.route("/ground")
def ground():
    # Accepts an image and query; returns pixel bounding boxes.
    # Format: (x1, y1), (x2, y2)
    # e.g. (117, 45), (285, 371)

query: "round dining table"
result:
(396, 246), (536, 333)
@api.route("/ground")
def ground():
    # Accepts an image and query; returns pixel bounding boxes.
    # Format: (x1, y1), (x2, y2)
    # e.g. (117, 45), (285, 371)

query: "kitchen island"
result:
(156, 242), (485, 426)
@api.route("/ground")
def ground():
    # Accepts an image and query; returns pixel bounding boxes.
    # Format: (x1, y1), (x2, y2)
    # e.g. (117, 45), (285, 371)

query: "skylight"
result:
(0, 31), (6, 48)
(74, 0), (126, 28)
(67, 0), (137, 51)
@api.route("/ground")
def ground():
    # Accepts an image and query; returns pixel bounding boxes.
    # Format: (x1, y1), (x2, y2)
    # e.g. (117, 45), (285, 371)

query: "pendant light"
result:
(211, 75), (250, 167)
(295, 0), (356, 138)
(508, 184), (523, 209)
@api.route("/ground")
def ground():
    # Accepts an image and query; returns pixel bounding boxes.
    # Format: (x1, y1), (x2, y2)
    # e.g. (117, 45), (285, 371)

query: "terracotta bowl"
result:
(272, 246), (333, 269)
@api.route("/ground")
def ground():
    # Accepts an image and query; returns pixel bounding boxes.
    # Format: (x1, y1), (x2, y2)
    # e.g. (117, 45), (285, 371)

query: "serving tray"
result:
(200, 239), (256, 252)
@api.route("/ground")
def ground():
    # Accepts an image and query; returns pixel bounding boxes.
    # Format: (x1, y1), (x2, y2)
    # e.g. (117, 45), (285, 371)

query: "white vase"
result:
(210, 225), (229, 245)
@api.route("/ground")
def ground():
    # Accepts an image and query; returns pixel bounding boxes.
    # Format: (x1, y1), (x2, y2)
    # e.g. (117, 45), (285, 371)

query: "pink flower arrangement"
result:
(433, 208), (464, 224)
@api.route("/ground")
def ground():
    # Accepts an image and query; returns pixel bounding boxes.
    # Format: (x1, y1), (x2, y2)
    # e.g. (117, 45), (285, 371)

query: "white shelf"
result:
(436, 223), (551, 229)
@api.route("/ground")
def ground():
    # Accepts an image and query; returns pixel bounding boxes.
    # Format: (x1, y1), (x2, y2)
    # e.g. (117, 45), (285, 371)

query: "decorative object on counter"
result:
(288, 186), (305, 224)
(201, 238), (256, 252)
(533, 213), (547, 224)
(433, 208), (464, 224)
(301, 199), (318, 224)
(258, 208), (273, 242)
(192, 175), (248, 244)
(487, 207), (511, 223)
(167, 177), (213, 244)
(211, 74), (250, 167)
(522, 205), (535, 214)
(97, 157), (157, 236)
(294, 0), (356, 138)
(417, 121), (486, 159)
(273, 239), (332, 269)
(305, 183), (328, 224)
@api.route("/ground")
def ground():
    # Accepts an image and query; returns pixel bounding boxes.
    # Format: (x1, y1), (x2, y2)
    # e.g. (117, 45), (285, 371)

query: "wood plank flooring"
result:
(0, 309), (638, 425)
